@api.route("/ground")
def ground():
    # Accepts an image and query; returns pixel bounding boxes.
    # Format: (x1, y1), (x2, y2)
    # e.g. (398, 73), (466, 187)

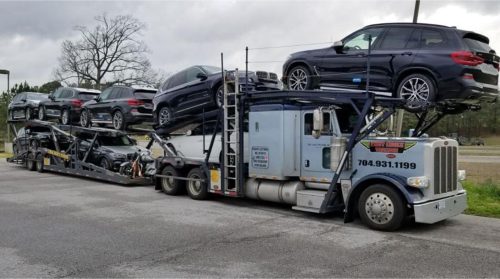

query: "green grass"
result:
(463, 180), (500, 218)
(0, 152), (12, 159)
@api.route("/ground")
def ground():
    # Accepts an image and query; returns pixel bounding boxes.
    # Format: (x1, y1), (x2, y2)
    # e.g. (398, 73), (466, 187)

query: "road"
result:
(0, 160), (499, 277)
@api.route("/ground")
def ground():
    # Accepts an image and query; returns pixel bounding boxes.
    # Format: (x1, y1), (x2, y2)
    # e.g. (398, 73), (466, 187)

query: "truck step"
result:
(292, 190), (336, 213)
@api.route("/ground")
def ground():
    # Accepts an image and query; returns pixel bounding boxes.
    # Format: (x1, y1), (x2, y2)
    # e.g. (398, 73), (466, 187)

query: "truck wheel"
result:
(160, 166), (184, 195)
(186, 167), (209, 200)
(35, 153), (44, 173)
(358, 184), (406, 231)
(26, 152), (36, 171)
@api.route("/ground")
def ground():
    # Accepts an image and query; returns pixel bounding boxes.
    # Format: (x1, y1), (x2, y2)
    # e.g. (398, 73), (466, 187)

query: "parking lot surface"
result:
(0, 160), (499, 277)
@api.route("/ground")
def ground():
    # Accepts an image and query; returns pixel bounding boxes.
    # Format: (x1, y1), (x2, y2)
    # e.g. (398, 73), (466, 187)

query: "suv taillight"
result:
(451, 51), (484, 66)
(127, 99), (144, 106)
(71, 99), (82, 107)
(494, 62), (499, 71)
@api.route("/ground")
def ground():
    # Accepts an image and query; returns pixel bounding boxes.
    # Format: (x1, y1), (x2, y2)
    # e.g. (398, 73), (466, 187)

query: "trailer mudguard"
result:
(344, 173), (422, 222)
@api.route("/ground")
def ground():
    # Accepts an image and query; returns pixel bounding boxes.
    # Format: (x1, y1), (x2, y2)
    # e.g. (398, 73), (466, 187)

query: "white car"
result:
(167, 121), (248, 163)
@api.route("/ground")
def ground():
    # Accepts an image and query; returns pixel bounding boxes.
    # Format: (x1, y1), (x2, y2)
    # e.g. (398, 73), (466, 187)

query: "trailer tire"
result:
(186, 167), (209, 200)
(358, 184), (406, 231)
(26, 152), (36, 171)
(35, 153), (44, 173)
(100, 157), (112, 170)
(160, 166), (184, 195)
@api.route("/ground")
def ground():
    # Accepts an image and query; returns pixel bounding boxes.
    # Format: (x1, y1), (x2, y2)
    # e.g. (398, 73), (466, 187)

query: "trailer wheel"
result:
(186, 167), (209, 200)
(160, 166), (184, 195)
(26, 152), (36, 171)
(35, 153), (44, 173)
(25, 107), (32, 120)
(358, 184), (406, 231)
(61, 109), (70, 125)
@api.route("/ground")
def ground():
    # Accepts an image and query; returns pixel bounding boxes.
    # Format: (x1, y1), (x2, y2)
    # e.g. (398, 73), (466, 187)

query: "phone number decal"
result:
(358, 160), (416, 169)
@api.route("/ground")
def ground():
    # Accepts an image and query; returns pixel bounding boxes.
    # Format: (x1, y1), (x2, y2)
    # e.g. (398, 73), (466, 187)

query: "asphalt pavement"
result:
(0, 160), (499, 278)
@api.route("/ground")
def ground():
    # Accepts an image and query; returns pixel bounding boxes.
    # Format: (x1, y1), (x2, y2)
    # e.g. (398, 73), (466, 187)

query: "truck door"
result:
(300, 110), (341, 181)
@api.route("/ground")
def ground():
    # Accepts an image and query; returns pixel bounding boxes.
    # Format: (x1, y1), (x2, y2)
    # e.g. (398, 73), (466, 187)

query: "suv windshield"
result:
(201, 66), (221, 75)
(98, 136), (133, 146)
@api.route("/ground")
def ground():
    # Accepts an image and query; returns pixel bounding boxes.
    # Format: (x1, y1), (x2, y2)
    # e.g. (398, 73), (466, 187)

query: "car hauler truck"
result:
(154, 71), (467, 231)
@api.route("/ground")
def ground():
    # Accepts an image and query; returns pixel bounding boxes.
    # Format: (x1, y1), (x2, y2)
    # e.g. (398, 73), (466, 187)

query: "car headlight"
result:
(109, 153), (127, 159)
(407, 176), (429, 188)
(225, 71), (236, 81)
(458, 170), (466, 181)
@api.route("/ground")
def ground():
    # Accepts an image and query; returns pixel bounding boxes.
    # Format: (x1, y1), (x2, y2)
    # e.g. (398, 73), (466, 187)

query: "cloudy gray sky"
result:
(0, 0), (499, 89)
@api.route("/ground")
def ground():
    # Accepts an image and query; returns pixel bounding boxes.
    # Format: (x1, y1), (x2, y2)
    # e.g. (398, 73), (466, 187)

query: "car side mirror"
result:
(129, 137), (138, 145)
(196, 72), (208, 81)
(94, 96), (100, 102)
(333, 40), (344, 53)
(186, 130), (192, 136)
(49, 95), (55, 100)
(312, 109), (324, 139)
(21, 99), (27, 102)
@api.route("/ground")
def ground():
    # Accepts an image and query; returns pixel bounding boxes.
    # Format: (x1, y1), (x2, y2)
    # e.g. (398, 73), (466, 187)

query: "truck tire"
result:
(186, 167), (209, 200)
(35, 153), (44, 173)
(160, 166), (184, 195)
(26, 152), (36, 171)
(358, 184), (406, 231)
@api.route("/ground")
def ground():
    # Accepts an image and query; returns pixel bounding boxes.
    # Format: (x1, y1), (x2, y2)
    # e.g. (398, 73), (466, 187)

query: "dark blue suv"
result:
(283, 23), (499, 111)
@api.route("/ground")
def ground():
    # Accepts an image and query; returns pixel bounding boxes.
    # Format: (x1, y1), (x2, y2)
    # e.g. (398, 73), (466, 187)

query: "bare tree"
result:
(55, 14), (157, 88)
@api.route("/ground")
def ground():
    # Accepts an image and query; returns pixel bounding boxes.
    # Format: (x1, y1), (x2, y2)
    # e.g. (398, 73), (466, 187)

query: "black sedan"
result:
(38, 87), (101, 125)
(282, 23), (499, 111)
(8, 92), (49, 120)
(153, 65), (281, 127)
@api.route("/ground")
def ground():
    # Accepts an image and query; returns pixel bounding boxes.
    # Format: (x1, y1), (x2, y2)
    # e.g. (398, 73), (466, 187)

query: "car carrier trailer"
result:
(7, 120), (151, 186)
(149, 69), (468, 231)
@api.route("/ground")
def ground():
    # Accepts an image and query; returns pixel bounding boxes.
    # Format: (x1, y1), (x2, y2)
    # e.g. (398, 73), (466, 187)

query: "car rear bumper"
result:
(439, 77), (499, 104)
(413, 192), (467, 224)
(124, 110), (153, 124)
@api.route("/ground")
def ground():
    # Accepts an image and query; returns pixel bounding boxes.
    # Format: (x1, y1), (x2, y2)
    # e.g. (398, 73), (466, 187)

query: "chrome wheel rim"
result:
(62, 110), (69, 124)
(26, 108), (31, 120)
(288, 68), (308, 90)
(400, 78), (430, 108)
(38, 107), (44, 120)
(159, 108), (171, 126)
(80, 111), (88, 127)
(188, 174), (202, 194)
(365, 192), (394, 225)
(162, 171), (175, 190)
(216, 87), (223, 107)
(113, 112), (122, 129)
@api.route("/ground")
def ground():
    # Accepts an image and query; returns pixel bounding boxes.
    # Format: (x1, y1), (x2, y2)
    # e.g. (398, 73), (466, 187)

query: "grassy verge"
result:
(463, 180), (500, 218)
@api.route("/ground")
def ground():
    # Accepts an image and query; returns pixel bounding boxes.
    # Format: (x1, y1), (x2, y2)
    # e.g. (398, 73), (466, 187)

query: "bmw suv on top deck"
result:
(282, 23), (499, 111)
(153, 65), (281, 128)
(38, 87), (101, 125)
(80, 85), (157, 130)
(8, 92), (49, 120)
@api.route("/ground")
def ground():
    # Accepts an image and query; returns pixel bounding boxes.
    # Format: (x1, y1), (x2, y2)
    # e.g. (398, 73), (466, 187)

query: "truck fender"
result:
(344, 173), (421, 223)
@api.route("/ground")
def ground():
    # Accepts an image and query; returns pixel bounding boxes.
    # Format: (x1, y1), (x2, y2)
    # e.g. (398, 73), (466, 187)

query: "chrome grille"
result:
(269, 72), (278, 80)
(433, 146), (457, 195)
(256, 71), (268, 79)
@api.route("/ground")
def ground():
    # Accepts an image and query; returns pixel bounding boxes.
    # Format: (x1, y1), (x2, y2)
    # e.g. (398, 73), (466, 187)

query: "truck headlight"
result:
(407, 176), (429, 188)
(458, 170), (466, 181)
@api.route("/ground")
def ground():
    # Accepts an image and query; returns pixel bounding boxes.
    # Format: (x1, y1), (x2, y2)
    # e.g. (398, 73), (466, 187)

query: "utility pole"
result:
(395, 0), (420, 137)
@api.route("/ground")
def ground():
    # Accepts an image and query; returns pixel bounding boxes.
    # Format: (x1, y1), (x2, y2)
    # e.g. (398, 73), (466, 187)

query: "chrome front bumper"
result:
(413, 192), (467, 224)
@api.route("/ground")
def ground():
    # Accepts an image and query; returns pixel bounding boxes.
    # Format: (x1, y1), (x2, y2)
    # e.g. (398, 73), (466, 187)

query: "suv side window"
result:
(343, 28), (385, 51)
(168, 71), (187, 89)
(119, 88), (132, 98)
(379, 27), (414, 50)
(100, 88), (113, 100)
(421, 29), (450, 49)
(108, 88), (123, 100)
(186, 67), (204, 83)
(52, 88), (63, 99)
(61, 90), (73, 98)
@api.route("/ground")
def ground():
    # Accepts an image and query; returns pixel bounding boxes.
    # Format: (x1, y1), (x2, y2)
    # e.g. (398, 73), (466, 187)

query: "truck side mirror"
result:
(312, 109), (324, 139)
